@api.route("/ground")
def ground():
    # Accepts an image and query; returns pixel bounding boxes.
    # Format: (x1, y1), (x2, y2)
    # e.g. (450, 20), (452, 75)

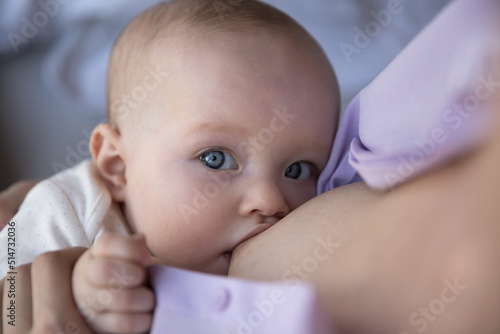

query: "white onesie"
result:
(0, 160), (130, 278)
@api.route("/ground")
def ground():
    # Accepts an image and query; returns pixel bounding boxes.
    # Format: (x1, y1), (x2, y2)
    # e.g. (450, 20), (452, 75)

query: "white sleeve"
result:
(0, 179), (90, 278)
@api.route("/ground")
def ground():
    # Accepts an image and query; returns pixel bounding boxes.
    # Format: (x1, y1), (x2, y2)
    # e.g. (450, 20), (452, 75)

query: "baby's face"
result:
(120, 30), (338, 275)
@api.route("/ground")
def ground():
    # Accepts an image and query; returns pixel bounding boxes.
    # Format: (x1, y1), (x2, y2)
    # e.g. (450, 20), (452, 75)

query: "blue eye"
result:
(199, 150), (238, 170)
(285, 162), (312, 180)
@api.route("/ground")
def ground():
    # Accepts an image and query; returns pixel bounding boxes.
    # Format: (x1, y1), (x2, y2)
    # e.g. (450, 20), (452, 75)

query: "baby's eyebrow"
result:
(190, 121), (246, 135)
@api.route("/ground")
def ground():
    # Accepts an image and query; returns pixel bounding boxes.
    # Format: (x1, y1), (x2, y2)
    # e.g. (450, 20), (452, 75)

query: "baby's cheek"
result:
(290, 185), (317, 211)
(144, 219), (205, 268)
(145, 233), (176, 265)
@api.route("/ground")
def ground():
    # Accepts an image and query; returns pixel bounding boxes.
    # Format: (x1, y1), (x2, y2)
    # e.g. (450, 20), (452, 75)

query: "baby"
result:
(0, 0), (340, 332)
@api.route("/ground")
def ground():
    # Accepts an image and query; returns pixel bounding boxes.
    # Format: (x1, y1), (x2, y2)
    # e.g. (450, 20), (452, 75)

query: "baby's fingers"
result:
(91, 232), (151, 265)
(77, 285), (154, 316)
(87, 313), (153, 334)
(76, 282), (154, 334)
(74, 254), (155, 334)
(73, 234), (156, 334)
(86, 257), (147, 289)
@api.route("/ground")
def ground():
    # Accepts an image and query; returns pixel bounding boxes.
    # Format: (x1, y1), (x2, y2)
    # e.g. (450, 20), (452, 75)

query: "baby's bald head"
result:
(107, 0), (338, 135)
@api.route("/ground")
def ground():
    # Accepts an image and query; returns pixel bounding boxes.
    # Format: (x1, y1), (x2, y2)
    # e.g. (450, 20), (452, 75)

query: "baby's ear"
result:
(90, 124), (127, 201)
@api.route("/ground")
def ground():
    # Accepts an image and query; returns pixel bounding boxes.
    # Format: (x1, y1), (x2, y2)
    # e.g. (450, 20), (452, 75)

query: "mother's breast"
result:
(228, 181), (380, 282)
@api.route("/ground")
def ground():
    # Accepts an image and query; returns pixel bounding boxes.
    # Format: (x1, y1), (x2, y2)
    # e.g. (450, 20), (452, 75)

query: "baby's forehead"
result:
(108, 0), (338, 131)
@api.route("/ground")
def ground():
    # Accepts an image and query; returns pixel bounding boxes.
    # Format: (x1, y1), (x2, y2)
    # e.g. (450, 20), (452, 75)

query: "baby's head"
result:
(90, 0), (340, 275)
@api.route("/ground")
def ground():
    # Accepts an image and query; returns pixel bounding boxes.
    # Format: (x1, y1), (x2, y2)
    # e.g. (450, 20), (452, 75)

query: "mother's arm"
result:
(229, 116), (500, 333)
(1, 247), (94, 334)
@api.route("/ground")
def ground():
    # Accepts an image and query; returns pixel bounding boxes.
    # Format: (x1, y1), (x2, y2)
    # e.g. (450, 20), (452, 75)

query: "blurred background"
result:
(0, 0), (451, 189)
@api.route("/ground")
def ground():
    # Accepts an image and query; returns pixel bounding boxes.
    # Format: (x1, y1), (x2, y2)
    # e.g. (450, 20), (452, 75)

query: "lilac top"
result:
(150, 0), (499, 333)
(148, 266), (333, 334)
(318, 0), (499, 192)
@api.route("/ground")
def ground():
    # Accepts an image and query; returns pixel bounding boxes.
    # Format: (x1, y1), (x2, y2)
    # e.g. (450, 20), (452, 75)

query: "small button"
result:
(212, 288), (231, 311)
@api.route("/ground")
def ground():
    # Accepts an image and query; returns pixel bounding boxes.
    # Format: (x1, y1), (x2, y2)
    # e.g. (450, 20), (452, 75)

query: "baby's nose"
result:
(238, 179), (290, 219)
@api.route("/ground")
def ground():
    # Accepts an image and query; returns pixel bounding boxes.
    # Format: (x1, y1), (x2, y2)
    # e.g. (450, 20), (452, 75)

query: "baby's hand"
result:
(72, 232), (155, 334)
